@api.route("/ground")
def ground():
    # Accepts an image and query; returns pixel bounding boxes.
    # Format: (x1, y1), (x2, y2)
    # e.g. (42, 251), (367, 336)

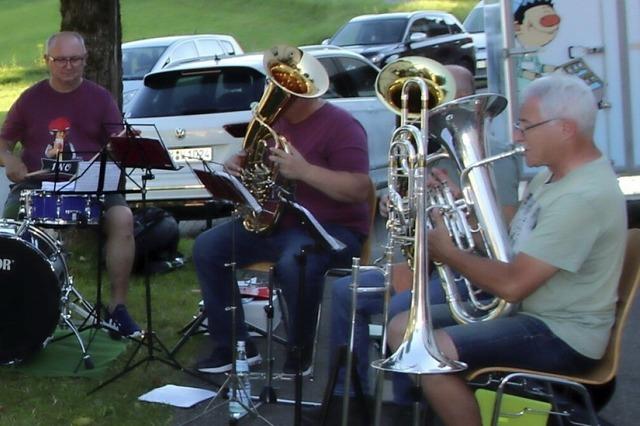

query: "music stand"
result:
(89, 133), (213, 393)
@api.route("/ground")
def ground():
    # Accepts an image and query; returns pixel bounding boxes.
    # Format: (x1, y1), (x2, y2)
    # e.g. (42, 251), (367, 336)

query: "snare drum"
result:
(20, 189), (102, 226)
(0, 220), (69, 364)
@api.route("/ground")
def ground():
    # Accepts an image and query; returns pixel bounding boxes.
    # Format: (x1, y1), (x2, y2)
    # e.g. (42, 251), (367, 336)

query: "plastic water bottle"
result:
(229, 340), (251, 420)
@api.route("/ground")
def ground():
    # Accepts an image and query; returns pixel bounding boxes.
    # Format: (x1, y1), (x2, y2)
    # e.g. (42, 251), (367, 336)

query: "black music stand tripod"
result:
(89, 133), (200, 393)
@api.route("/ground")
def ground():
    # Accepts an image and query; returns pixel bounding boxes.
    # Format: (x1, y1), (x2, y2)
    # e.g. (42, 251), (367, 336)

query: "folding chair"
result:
(467, 228), (640, 426)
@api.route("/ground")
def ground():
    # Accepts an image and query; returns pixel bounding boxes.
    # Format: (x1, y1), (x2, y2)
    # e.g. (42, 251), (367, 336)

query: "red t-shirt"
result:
(274, 102), (370, 236)
(1, 79), (122, 172)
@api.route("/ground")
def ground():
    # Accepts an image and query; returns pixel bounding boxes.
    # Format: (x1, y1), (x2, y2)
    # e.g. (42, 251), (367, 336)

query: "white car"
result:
(463, 1), (487, 85)
(124, 45), (394, 218)
(122, 35), (244, 113)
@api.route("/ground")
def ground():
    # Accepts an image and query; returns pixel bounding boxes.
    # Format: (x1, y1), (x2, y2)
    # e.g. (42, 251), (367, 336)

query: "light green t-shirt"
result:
(509, 156), (626, 359)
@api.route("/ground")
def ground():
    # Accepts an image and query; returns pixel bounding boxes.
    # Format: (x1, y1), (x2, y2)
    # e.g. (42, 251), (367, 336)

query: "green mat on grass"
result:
(6, 328), (129, 378)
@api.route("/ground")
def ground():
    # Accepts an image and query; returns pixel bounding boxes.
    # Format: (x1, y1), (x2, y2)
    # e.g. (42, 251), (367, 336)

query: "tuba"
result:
(371, 57), (466, 375)
(426, 95), (524, 323)
(239, 45), (329, 233)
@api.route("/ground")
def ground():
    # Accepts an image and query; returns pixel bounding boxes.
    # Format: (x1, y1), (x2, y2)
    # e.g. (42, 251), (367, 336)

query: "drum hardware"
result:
(0, 219), (95, 369)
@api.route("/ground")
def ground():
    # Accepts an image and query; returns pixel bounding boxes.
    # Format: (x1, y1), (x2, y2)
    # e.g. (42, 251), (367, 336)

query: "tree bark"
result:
(59, 0), (122, 108)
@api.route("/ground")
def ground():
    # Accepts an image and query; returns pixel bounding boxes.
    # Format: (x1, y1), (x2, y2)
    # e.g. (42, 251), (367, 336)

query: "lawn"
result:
(0, 1), (477, 425)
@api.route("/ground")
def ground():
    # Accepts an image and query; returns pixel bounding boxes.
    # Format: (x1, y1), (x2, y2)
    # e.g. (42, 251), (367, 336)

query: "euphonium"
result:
(426, 94), (525, 323)
(371, 57), (466, 375)
(240, 45), (329, 233)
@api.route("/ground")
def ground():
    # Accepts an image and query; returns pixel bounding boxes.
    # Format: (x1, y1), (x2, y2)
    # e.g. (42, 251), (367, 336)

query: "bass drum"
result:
(0, 220), (69, 364)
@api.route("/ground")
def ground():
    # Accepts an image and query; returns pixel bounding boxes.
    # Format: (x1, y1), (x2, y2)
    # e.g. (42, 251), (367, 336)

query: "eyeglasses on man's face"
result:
(513, 118), (559, 135)
(46, 55), (86, 66)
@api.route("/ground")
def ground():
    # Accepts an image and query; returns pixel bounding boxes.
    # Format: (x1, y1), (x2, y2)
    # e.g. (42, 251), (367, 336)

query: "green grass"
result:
(0, 1), (476, 424)
(0, 233), (203, 426)
(0, 0), (476, 122)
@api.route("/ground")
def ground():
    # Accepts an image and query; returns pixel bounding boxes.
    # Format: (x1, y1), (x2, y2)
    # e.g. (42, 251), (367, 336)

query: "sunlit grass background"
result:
(0, 0), (476, 424)
(0, 0), (475, 123)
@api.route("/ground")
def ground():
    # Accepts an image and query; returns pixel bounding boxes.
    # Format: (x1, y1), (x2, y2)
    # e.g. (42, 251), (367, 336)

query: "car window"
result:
(220, 40), (238, 55)
(463, 6), (485, 33)
(331, 18), (408, 46)
(167, 41), (199, 66)
(128, 67), (265, 118)
(319, 56), (377, 99)
(409, 18), (430, 36)
(196, 39), (225, 57)
(424, 17), (452, 37)
(122, 46), (167, 79)
(444, 15), (463, 34)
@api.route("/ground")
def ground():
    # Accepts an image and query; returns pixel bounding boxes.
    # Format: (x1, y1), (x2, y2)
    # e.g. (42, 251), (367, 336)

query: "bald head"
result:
(45, 31), (86, 55)
(446, 65), (475, 99)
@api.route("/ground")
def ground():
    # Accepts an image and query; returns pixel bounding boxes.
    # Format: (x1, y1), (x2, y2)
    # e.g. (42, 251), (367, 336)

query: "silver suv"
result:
(125, 45), (394, 219)
(122, 35), (244, 112)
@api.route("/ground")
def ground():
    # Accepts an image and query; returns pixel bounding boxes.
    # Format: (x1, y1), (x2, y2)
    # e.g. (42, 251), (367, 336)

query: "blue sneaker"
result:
(105, 304), (142, 338)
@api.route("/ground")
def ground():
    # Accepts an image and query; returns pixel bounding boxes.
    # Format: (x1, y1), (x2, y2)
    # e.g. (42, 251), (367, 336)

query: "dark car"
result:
(324, 11), (476, 73)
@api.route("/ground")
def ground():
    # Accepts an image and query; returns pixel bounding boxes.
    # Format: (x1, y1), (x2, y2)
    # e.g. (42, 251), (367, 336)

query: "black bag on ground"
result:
(133, 207), (184, 274)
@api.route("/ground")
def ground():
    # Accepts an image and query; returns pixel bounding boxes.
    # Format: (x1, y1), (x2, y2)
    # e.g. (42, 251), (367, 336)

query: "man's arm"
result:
(428, 213), (558, 303)
(0, 137), (27, 182)
(269, 144), (370, 203)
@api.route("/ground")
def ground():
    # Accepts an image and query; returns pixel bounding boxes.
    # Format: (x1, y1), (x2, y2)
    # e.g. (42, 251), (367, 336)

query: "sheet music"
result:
(195, 169), (262, 213)
(286, 200), (346, 252)
(41, 161), (120, 192)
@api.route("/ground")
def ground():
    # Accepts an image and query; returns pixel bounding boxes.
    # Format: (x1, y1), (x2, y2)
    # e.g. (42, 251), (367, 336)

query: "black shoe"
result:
(196, 340), (262, 374)
(282, 345), (313, 376)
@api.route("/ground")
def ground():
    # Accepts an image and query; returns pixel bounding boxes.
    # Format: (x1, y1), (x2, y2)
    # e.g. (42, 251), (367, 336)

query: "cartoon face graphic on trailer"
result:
(513, 0), (561, 83)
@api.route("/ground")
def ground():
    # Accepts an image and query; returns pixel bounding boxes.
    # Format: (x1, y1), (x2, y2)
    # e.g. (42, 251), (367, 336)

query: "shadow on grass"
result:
(0, 65), (47, 85)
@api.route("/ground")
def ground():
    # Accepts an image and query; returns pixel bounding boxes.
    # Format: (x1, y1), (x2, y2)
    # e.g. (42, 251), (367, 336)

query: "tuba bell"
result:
(239, 45), (329, 233)
(371, 57), (466, 375)
(427, 95), (525, 323)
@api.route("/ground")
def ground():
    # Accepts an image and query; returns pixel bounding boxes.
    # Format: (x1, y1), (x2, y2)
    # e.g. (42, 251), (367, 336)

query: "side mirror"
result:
(408, 32), (427, 43)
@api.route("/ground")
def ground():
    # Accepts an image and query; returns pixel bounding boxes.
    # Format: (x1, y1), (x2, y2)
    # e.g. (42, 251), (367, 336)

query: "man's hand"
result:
(427, 209), (456, 263)
(3, 154), (28, 183)
(379, 193), (390, 217)
(427, 168), (462, 199)
(224, 150), (247, 176)
(268, 144), (308, 180)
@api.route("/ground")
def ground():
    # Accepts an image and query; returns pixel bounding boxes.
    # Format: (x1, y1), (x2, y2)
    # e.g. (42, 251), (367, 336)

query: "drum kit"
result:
(0, 189), (102, 368)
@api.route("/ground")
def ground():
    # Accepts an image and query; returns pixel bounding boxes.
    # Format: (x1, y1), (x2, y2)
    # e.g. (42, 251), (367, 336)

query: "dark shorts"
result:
(2, 181), (128, 219)
(430, 304), (599, 375)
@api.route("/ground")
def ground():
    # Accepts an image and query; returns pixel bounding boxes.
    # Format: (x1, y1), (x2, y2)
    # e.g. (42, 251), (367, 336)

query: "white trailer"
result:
(484, 0), (640, 221)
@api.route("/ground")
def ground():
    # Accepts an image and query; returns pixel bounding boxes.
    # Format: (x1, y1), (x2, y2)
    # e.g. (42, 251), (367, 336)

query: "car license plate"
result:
(169, 147), (213, 163)
(477, 60), (487, 69)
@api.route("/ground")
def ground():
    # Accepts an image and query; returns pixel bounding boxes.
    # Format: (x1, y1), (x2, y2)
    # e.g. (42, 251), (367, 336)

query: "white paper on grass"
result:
(138, 384), (216, 408)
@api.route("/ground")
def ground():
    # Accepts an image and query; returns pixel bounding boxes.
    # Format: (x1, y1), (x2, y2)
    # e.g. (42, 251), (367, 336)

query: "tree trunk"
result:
(59, 0), (122, 108)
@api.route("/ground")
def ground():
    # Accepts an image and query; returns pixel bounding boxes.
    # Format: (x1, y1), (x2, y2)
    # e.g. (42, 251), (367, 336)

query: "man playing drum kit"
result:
(0, 31), (140, 338)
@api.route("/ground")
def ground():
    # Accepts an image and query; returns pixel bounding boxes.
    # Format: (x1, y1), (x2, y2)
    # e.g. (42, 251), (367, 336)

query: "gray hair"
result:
(45, 31), (86, 55)
(522, 72), (597, 137)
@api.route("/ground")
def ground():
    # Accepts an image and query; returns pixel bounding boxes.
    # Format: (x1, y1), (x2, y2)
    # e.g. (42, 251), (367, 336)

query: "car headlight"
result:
(123, 89), (138, 105)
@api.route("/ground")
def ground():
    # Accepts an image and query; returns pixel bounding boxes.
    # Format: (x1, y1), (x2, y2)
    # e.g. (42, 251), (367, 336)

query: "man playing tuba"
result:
(192, 46), (371, 376)
(388, 73), (626, 426)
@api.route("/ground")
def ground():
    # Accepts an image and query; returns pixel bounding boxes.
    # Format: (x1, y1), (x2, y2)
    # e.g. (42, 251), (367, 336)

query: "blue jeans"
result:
(331, 269), (598, 403)
(331, 269), (440, 400)
(193, 218), (363, 350)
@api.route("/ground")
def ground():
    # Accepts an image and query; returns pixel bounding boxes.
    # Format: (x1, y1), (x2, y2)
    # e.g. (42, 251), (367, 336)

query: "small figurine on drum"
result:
(0, 31), (141, 352)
